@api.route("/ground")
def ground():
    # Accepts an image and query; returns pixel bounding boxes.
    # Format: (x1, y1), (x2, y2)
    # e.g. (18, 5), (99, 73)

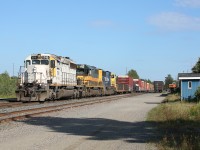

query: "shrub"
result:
(0, 71), (17, 98)
(195, 87), (200, 102)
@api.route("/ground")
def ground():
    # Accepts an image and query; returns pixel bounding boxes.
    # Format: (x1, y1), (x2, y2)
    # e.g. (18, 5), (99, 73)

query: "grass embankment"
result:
(147, 94), (200, 150)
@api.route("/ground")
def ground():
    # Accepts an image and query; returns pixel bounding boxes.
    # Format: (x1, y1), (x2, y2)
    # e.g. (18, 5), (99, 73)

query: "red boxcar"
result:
(117, 76), (133, 93)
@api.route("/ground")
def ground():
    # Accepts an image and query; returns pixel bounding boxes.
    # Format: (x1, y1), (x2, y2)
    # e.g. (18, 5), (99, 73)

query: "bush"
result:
(0, 72), (17, 98)
(190, 103), (200, 120)
(195, 87), (200, 102)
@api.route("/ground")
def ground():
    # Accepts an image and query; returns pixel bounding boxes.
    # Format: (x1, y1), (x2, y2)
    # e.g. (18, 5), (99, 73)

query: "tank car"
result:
(15, 53), (78, 102)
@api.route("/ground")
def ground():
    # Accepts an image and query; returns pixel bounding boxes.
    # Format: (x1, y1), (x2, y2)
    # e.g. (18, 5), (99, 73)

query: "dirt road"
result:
(0, 93), (164, 150)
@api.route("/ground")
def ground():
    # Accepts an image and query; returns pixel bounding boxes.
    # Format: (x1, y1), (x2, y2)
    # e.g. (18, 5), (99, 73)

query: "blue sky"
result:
(0, 0), (200, 81)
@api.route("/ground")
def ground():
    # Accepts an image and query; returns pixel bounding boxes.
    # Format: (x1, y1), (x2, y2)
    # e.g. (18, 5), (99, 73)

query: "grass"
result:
(0, 94), (16, 99)
(147, 94), (200, 150)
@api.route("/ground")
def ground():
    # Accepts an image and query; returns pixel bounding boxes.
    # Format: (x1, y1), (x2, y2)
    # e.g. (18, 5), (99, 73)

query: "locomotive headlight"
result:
(33, 67), (37, 73)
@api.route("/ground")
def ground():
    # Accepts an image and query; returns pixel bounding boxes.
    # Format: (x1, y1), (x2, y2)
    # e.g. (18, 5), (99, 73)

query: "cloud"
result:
(148, 12), (200, 31)
(174, 0), (200, 8)
(89, 20), (115, 28)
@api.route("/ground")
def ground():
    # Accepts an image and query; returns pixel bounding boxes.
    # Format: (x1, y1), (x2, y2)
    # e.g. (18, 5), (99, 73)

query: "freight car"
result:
(154, 81), (164, 93)
(110, 74), (133, 93)
(133, 79), (154, 93)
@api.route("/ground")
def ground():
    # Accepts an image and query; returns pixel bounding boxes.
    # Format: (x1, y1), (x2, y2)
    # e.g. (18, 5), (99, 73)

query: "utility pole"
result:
(13, 63), (14, 77)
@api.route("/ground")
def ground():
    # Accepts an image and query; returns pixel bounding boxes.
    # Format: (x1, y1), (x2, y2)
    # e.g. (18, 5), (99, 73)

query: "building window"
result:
(188, 81), (192, 89)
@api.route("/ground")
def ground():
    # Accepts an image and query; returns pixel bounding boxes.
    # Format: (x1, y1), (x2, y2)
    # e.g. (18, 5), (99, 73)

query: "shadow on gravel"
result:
(145, 102), (161, 104)
(20, 117), (160, 143)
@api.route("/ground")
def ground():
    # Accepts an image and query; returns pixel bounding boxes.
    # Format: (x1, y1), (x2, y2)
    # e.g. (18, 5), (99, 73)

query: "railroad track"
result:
(0, 94), (134, 124)
(0, 102), (26, 108)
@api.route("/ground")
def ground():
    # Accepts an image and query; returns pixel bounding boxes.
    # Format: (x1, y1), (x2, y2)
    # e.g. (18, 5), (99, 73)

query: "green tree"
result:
(0, 71), (17, 98)
(127, 69), (139, 79)
(146, 79), (152, 83)
(164, 74), (174, 89)
(192, 58), (200, 73)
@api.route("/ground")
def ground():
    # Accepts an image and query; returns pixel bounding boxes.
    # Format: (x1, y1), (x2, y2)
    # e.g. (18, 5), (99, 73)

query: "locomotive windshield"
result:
(30, 60), (49, 65)
(32, 60), (40, 65)
(41, 60), (49, 65)
(77, 68), (90, 75)
(76, 68), (86, 75)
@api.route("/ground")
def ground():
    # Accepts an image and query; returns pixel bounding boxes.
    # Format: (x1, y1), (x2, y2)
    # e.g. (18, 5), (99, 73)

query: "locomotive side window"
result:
(70, 63), (77, 69)
(26, 60), (31, 68)
(32, 60), (40, 65)
(51, 60), (55, 68)
(41, 60), (49, 65)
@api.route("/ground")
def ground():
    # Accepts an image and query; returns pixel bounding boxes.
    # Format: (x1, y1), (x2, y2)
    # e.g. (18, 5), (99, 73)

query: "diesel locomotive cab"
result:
(16, 54), (55, 101)
(16, 53), (78, 102)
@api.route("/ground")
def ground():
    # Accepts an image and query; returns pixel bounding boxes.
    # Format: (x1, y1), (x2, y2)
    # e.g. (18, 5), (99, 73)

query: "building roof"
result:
(178, 73), (200, 80)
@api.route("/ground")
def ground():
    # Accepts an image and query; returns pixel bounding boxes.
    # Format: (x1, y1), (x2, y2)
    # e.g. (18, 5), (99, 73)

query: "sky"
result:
(0, 0), (200, 81)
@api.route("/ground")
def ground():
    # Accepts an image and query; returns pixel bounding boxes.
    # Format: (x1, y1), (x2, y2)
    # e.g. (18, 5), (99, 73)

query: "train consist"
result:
(15, 53), (158, 102)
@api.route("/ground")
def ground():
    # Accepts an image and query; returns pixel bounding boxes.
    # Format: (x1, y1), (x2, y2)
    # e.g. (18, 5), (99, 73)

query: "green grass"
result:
(0, 94), (16, 98)
(162, 94), (180, 103)
(147, 94), (200, 150)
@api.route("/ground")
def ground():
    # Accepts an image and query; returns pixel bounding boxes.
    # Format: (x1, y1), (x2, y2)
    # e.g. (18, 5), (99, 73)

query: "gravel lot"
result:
(0, 93), (164, 150)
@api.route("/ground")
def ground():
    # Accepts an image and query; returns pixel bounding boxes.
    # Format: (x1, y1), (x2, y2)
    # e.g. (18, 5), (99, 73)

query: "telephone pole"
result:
(13, 63), (14, 77)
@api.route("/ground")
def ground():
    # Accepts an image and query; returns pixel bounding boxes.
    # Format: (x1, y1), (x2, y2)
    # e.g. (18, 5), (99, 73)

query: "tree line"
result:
(127, 57), (200, 90)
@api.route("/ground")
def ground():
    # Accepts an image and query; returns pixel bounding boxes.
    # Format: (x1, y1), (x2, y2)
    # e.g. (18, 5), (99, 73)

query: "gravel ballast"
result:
(0, 93), (164, 150)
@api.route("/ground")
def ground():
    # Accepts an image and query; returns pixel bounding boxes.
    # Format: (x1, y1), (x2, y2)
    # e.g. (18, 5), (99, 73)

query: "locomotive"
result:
(15, 53), (121, 102)
(15, 53), (78, 101)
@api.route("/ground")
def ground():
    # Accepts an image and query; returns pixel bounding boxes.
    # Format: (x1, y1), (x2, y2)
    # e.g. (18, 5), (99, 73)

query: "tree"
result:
(164, 74), (174, 89)
(127, 69), (139, 79)
(146, 79), (152, 84)
(0, 71), (17, 97)
(192, 58), (200, 73)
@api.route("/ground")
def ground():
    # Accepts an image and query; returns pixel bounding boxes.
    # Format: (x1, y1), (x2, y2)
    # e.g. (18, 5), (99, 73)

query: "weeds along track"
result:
(0, 94), (134, 123)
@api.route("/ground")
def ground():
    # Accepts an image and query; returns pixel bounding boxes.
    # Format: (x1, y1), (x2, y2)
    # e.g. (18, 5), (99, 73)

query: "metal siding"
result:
(181, 80), (200, 100)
